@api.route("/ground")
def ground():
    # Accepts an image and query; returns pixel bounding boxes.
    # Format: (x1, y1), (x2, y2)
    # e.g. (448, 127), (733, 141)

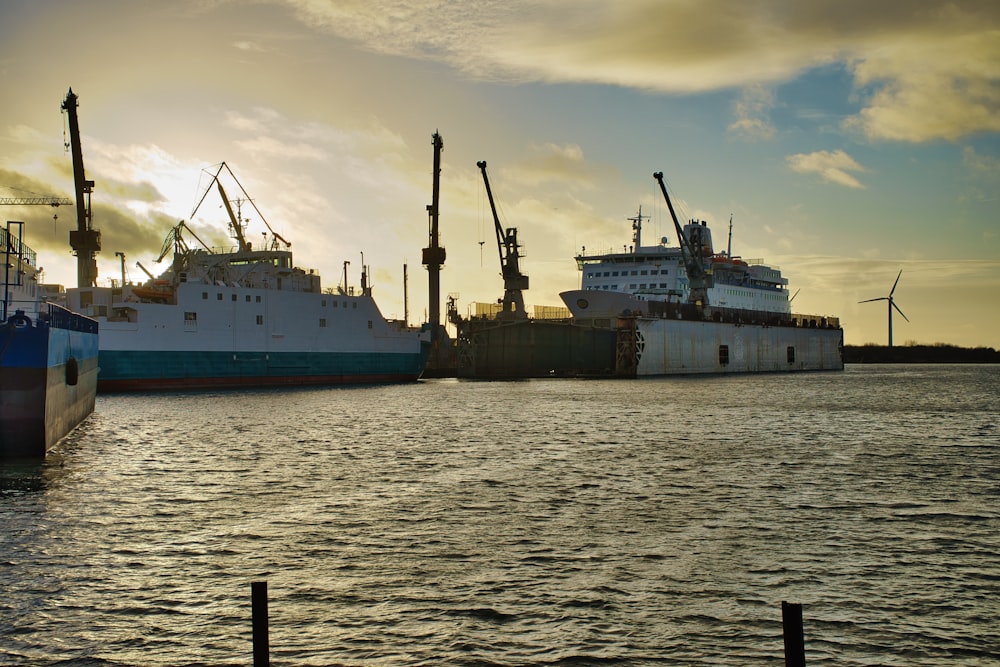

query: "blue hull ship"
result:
(1, 225), (99, 459)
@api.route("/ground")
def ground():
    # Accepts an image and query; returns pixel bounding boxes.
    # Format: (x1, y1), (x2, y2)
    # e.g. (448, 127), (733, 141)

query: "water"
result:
(2, 365), (998, 666)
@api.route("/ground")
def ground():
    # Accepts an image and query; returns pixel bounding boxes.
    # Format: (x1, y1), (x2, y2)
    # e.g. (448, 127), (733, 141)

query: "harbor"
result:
(2, 367), (996, 665)
(2, 3), (998, 665)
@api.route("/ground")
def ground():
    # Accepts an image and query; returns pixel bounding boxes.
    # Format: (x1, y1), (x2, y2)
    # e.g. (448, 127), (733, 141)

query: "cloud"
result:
(502, 143), (608, 189)
(233, 40), (266, 52)
(963, 146), (1000, 175)
(958, 146), (1000, 204)
(786, 149), (867, 188)
(844, 26), (1000, 142)
(280, 0), (1000, 143)
(728, 85), (777, 141)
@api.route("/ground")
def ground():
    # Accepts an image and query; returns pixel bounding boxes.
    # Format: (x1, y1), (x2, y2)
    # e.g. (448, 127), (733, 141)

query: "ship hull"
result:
(633, 318), (843, 375)
(70, 283), (430, 392)
(456, 316), (842, 379)
(0, 310), (99, 458)
(456, 319), (619, 378)
(96, 348), (430, 392)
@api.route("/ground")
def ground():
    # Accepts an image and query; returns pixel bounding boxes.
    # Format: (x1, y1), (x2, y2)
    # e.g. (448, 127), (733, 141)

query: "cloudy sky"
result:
(1, 0), (998, 347)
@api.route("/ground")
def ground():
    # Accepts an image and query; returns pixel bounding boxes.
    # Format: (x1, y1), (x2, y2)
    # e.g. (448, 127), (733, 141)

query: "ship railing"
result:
(1, 227), (37, 268)
(790, 313), (840, 329)
(41, 302), (99, 334)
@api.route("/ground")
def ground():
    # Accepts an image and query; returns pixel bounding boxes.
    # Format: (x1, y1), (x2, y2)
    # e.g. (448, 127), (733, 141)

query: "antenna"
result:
(859, 269), (908, 347)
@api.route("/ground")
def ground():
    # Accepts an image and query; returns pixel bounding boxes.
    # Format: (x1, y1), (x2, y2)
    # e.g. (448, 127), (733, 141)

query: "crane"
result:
(190, 162), (290, 252)
(155, 220), (211, 263)
(477, 160), (528, 319)
(61, 88), (102, 288)
(0, 194), (74, 233)
(422, 132), (446, 335)
(135, 261), (155, 281)
(653, 171), (709, 309)
(0, 196), (73, 206)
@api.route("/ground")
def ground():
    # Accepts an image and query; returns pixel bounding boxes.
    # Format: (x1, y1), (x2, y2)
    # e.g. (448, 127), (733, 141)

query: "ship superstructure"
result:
(564, 207), (790, 319)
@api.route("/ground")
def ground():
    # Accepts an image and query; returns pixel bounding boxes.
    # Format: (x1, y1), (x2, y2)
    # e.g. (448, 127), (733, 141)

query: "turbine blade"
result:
(858, 297), (888, 304)
(891, 299), (909, 322)
(890, 269), (902, 296)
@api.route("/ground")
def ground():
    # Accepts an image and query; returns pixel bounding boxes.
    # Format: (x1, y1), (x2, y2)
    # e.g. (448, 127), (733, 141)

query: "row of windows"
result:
(586, 268), (669, 278)
(184, 312), (371, 329)
(587, 283), (671, 291)
(200, 291), (358, 309)
(722, 289), (784, 301)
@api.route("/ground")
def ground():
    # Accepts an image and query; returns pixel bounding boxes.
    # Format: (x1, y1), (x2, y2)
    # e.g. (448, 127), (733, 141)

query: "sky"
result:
(1, 0), (998, 347)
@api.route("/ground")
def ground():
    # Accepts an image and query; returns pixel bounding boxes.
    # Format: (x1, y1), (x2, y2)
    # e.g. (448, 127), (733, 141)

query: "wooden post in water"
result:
(782, 601), (805, 667)
(252, 580), (269, 667)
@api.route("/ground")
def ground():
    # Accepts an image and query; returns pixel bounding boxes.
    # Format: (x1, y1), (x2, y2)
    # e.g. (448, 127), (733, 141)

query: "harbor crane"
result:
(477, 160), (528, 319)
(653, 171), (709, 309)
(422, 132), (446, 337)
(62, 88), (102, 288)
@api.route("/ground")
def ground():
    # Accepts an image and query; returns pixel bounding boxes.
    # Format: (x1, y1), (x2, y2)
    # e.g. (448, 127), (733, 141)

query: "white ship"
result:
(65, 165), (428, 392)
(560, 172), (843, 375)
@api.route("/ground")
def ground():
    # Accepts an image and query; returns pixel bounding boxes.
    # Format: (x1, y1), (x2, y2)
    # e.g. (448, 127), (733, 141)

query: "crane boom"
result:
(476, 161), (528, 319)
(0, 196), (73, 206)
(653, 171), (709, 308)
(191, 162), (290, 250)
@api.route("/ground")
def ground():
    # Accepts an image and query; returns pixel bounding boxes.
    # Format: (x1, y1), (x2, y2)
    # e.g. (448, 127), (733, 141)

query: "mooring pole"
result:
(782, 601), (805, 667)
(252, 581), (269, 667)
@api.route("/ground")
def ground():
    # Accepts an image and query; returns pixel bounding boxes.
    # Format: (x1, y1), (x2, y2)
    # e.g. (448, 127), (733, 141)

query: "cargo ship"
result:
(1, 223), (98, 458)
(65, 165), (430, 392)
(58, 89), (427, 392)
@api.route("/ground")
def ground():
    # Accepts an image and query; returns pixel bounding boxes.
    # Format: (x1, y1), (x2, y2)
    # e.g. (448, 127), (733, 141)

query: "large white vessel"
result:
(560, 173), (842, 375)
(65, 167), (429, 392)
(56, 89), (427, 392)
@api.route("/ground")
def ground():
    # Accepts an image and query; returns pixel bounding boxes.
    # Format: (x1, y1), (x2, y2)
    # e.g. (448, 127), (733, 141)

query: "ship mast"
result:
(629, 206), (647, 253)
(61, 88), (101, 288)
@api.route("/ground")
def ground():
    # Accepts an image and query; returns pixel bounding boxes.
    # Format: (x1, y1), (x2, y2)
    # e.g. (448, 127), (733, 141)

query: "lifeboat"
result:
(131, 280), (174, 302)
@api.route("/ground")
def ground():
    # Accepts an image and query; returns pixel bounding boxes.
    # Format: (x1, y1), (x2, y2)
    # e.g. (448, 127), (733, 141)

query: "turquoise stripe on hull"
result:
(97, 345), (431, 392)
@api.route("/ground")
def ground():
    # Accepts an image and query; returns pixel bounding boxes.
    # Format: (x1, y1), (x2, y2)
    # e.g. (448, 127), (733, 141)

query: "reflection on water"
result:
(1, 365), (998, 666)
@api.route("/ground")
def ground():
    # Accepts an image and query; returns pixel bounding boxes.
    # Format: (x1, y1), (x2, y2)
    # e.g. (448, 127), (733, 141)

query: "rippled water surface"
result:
(2, 365), (998, 666)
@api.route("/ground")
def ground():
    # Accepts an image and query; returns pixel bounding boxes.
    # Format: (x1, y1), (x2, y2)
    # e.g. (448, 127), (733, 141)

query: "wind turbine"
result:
(859, 270), (909, 347)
